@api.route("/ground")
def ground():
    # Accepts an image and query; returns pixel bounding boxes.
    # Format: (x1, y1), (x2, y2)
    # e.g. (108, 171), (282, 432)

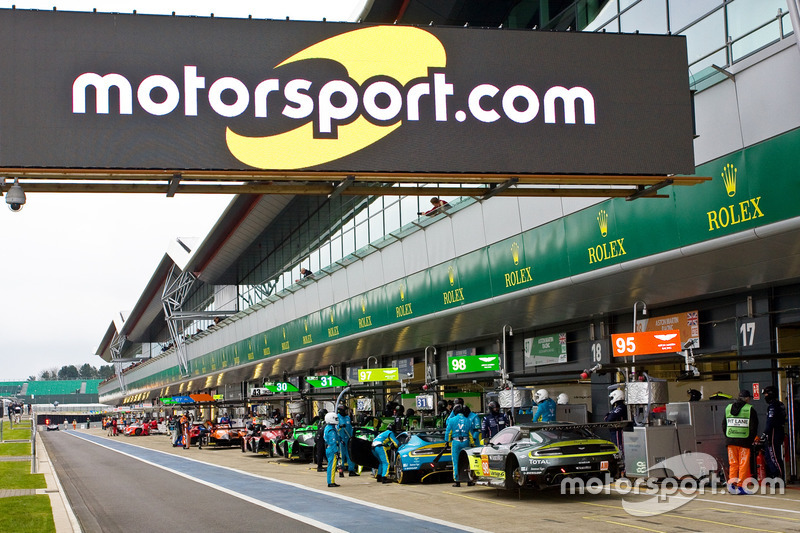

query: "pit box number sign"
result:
(448, 354), (501, 373)
(357, 368), (399, 382)
(264, 382), (299, 393)
(611, 330), (682, 357)
(305, 376), (348, 388)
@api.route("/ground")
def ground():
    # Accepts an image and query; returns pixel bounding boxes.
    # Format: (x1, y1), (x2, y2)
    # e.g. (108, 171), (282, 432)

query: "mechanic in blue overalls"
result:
(337, 404), (359, 477)
(463, 405), (481, 447)
(446, 404), (474, 487)
(372, 423), (399, 484)
(533, 389), (556, 422)
(323, 412), (341, 488)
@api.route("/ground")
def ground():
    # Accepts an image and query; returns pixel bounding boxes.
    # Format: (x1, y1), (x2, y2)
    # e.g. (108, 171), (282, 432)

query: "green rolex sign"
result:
(447, 354), (501, 374)
(305, 376), (348, 388)
(358, 368), (399, 382)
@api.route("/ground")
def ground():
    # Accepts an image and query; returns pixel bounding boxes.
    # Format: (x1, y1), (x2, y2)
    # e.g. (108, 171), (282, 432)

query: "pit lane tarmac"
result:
(43, 429), (800, 533)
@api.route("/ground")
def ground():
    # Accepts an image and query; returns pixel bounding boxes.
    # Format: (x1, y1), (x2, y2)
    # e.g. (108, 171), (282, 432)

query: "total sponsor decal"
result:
(71, 26), (596, 170)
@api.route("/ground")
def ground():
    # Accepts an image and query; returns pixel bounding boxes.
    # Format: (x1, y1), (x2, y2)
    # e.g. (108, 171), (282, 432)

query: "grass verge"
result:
(0, 462), (45, 489)
(0, 495), (55, 533)
(0, 442), (30, 456)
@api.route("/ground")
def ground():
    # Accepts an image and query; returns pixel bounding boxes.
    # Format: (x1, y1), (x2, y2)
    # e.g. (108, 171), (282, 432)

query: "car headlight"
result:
(532, 447), (563, 456)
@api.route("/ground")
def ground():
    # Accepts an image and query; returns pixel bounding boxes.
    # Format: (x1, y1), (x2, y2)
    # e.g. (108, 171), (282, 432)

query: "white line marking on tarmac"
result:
(68, 432), (490, 533)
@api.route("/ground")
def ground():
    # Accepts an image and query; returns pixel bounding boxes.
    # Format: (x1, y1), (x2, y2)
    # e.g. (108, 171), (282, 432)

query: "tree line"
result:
(29, 364), (115, 382)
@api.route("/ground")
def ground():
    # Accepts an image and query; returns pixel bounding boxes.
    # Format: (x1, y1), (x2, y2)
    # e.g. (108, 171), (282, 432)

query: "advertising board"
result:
(0, 9), (693, 176)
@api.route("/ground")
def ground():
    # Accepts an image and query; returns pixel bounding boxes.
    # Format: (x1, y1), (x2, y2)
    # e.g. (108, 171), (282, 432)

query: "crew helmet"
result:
(324, 412), (339, 425)
(337, 404), (348, 416)
(488, 401), (499, 413)
(609, 389), (625, 404)
(762, 385), (778, 403)
(534, 389), (549, 403)
(452, 404), (463, 416)
(557, 393), (569, 405)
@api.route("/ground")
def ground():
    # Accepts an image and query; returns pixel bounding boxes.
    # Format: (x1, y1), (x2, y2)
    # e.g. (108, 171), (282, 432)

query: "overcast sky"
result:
(0, 0), (369, 380)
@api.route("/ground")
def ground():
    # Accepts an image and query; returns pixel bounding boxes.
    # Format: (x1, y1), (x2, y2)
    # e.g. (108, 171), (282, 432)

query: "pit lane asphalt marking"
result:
(442, 491), (516, 507)
(581, 515), (665, 533)
(706, 508), (800, 522)
(579, 502), (783, 533)
(66, 432), (490, 533)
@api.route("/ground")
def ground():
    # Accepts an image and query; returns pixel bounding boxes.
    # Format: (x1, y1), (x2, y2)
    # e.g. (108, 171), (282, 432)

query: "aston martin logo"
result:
(722, 163), (736, 197)
(597, 209), (608, 237)
(654, 333), (678, 341)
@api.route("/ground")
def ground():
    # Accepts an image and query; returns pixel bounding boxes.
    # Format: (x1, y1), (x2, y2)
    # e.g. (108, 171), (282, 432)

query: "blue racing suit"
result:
(337, 413), (356, 473)
(446, 413), (474, 482)
(372, 429), (398, 478)
(466, 411), (482, 445)
(481, 411), (510, 442)
(324, 423), (339, 485)
(533, 398), (556, 422)
(763, 399), (786, 479)
(604, 402), (626, 451)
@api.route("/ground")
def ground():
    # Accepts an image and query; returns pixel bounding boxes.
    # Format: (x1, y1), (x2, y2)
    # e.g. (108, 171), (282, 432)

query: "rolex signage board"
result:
(0, 9), (693, 175)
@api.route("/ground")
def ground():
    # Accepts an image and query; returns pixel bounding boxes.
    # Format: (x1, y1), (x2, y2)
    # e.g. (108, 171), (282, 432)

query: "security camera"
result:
(5, 179), (25, 212)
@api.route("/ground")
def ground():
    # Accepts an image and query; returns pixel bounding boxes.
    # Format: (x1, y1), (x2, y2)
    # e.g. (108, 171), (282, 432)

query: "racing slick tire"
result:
(504, 456), (524, 490)
(134, 428), (142, 436)
(395, 455), (419, 484)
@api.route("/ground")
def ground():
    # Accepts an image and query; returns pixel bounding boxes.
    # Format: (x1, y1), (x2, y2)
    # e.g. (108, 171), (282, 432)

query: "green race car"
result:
(463, 422), (624, 490)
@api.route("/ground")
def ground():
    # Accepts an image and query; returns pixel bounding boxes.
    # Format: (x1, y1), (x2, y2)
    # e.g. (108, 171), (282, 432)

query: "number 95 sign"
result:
(611, 330), (682, 357)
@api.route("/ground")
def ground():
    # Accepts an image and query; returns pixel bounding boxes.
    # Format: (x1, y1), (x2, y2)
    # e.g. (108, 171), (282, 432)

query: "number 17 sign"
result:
(611, 330), (682, 357)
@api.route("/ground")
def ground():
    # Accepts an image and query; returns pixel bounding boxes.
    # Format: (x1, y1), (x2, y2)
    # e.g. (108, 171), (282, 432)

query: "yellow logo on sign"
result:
(597, 209), (608, 237)
(225, 26), (447, 169)
(722, 163), (736, 197)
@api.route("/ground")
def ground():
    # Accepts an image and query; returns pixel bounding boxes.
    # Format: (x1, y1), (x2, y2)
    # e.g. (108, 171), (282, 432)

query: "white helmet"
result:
(534, 389), (549, 403)
(609, 389), (625, 404)
(557, 393), (569, 405)
(324, 412), (338, 425)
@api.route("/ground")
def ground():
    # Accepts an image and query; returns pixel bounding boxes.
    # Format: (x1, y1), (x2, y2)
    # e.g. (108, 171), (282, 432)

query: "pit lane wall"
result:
(100, 124), (800, 402)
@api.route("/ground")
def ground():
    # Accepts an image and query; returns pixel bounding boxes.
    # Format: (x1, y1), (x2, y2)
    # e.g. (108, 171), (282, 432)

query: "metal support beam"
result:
(625, 178), (674, 201)
(482, 177), (519, 200)
(161, 265), (197, 376)
(328, 175), (354, 200)
(109, 332), (127, 394)
(166, 173), (181, 197)
(710, 64), (735, 81)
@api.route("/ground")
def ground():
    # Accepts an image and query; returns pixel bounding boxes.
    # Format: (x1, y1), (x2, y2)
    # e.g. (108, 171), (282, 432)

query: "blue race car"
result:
(394, 428), (453, 484)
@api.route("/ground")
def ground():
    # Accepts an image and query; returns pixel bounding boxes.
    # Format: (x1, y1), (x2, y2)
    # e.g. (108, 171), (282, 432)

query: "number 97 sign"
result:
(611, 330), (682, 357)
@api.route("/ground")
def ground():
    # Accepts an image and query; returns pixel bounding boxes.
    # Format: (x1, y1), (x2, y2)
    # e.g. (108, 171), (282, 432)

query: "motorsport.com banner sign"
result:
(0, 9), (695, 175)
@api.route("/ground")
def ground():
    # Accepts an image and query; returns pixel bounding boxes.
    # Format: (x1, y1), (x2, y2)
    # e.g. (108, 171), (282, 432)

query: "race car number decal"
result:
(601, 460), (609, 470)
(481, 455), (491, 476)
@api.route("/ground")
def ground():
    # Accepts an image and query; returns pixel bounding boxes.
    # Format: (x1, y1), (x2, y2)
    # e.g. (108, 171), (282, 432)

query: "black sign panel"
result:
(0, 9), (695, 175)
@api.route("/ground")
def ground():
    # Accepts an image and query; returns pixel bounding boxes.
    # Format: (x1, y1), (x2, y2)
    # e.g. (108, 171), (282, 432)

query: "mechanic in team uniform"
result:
(314, 409), (328, 472)
(604, 389), (626, 450)
(337, 404), (359, 476)
(372, 423), (399, 483)
(463, 405), (481, 446)
(323, 412), (341, 487)
(533, 390), (556, 422)
(481, 401), (510, 442)
(761, 385), (786, 481)
(445, 404), (474, 487)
